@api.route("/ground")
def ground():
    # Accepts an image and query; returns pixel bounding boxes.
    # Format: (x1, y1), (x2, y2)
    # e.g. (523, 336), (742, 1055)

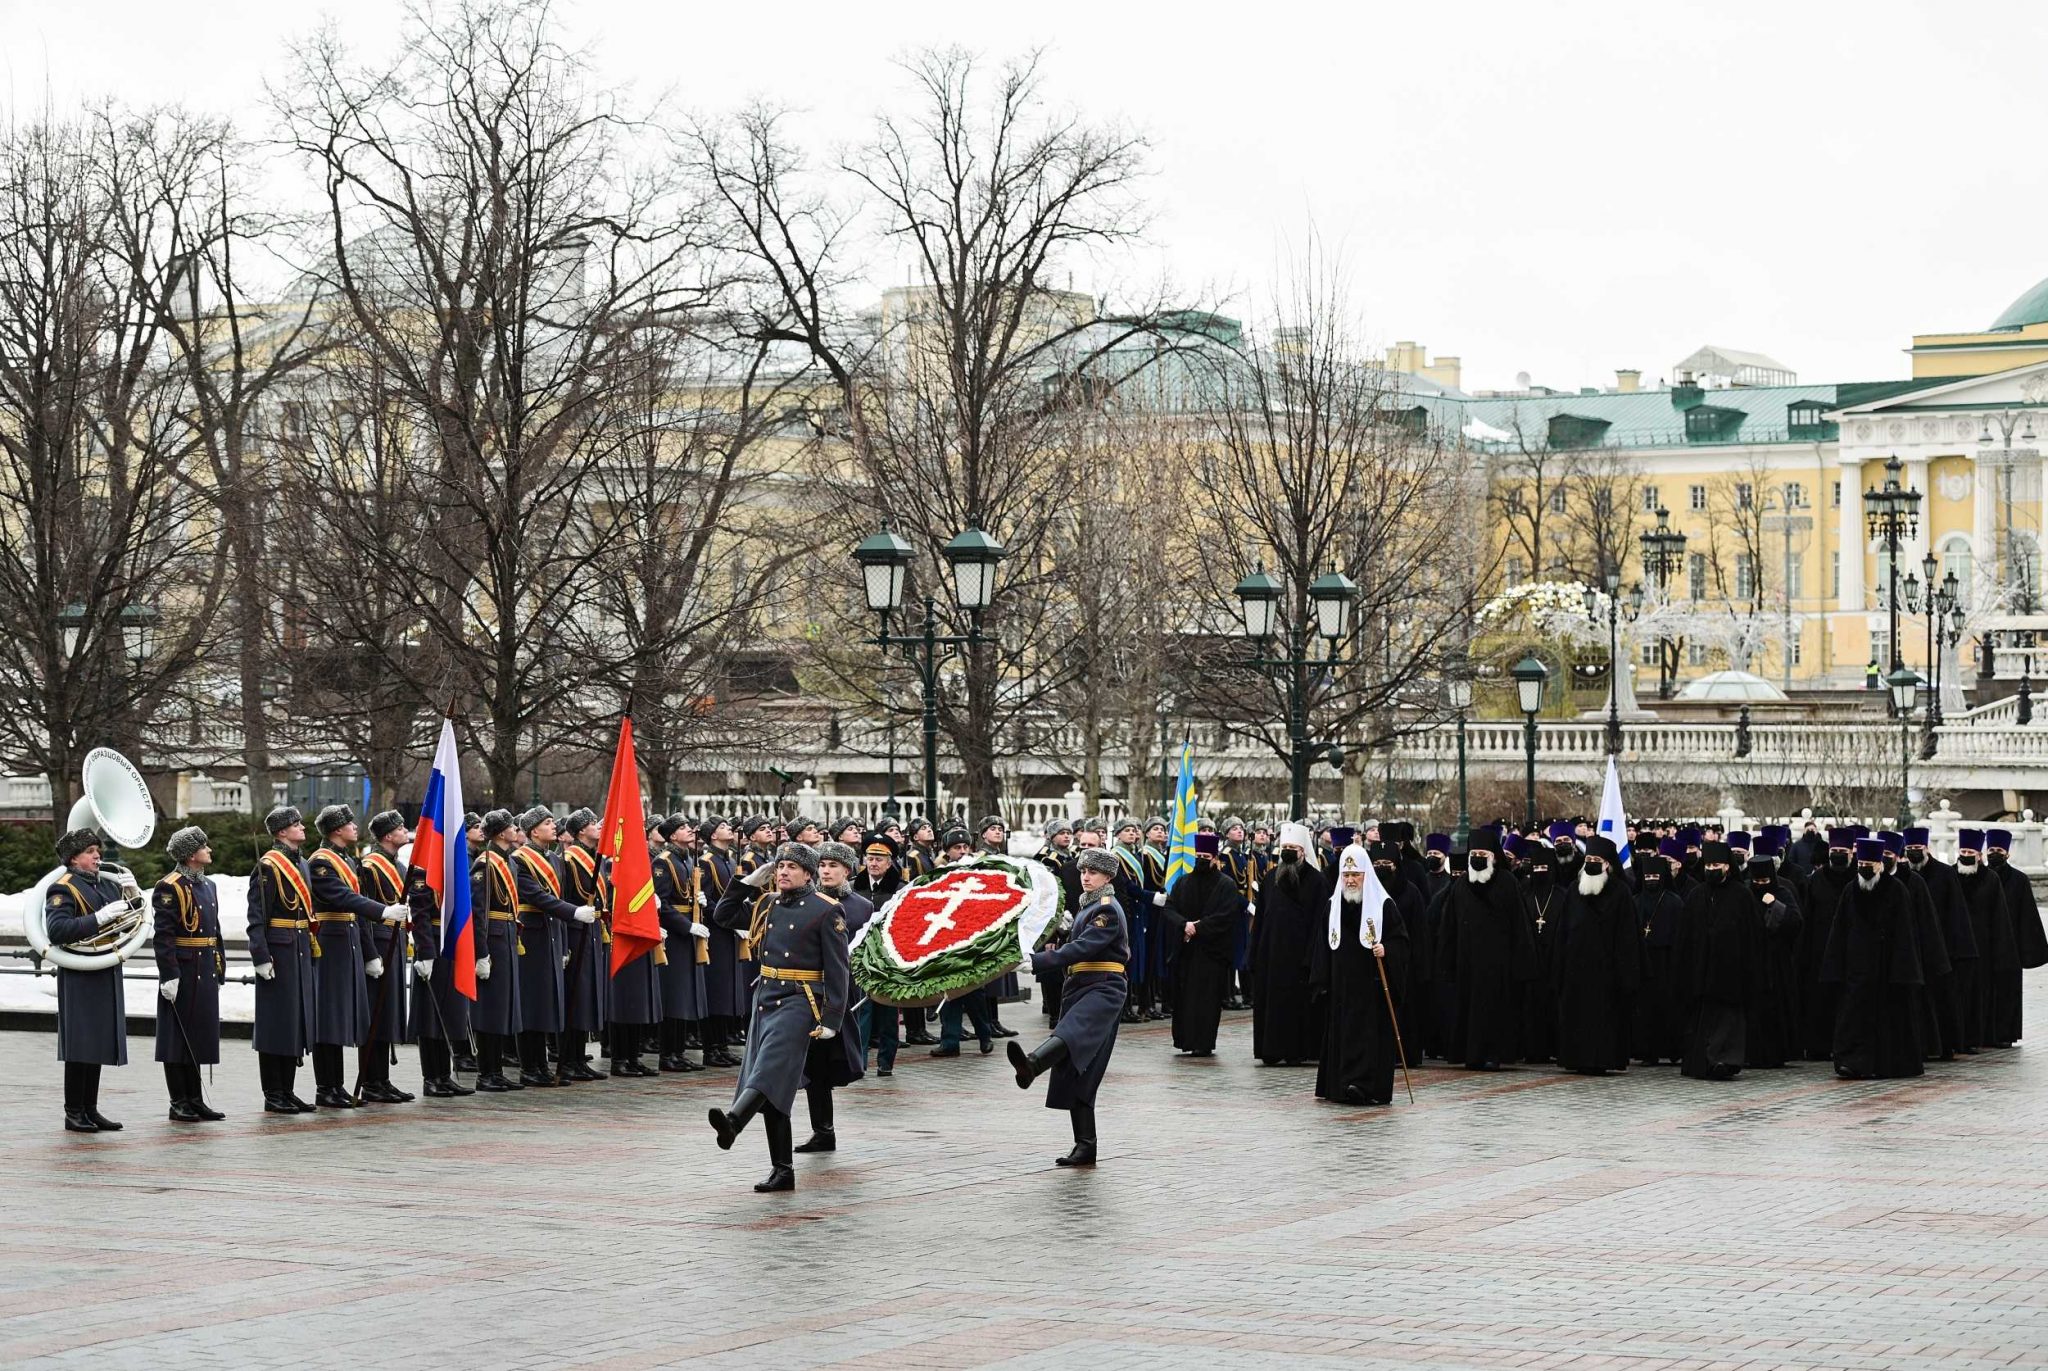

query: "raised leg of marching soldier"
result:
(1012, 848), (1131, 1168)
(154, 827), (226, 1122)
(250, 807), (319, 1113)
(706, 843), (850, 1193)
(46, 828), (134, 1132)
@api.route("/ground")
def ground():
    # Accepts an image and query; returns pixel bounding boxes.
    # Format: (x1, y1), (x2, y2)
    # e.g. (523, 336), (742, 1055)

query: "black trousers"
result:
(518, 1030), (554, 1075)
(610, 1023), (645, 1063)
(420, 1036), (452, 1081)
(258, 1051), (298, 1098)
(63, 1061), (101, 1111)
(563, 1030), (593, 1065)
(477, 1032), (514, 1077)
(360, 1039), (394, 1085)
(162, 1062), (205, 1103)
(763, 1105), (793, 1166)
(312, 1043), (346, 1090)
(804, 1081), (834, 1134)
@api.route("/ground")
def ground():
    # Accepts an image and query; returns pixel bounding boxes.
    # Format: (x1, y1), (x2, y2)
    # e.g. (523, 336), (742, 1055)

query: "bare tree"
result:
(696, 48), (1172, 814)
(0, 107), (229, 826)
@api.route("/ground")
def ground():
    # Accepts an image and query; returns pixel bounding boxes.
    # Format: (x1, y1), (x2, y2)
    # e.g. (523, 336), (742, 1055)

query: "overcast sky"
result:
(5, 0), (2045, 393)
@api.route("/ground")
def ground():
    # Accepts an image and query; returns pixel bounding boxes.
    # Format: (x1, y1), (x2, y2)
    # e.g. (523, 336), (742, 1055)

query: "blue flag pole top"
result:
(1163, 740), (1199, 894)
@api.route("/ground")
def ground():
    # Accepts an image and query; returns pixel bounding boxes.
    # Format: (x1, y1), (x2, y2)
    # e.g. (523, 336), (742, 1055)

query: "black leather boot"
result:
(1056, 1104), (1097, 1167)
(1008, 1035), (1068, 1089)
(709, 1086), (766, 1150)
(793, 1083), (835, 1152)
(755, 1108), (796, 1191)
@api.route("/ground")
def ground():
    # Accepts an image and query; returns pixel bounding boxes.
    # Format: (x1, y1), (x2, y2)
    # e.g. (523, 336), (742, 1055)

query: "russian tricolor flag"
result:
(414, 718), (475, 1000)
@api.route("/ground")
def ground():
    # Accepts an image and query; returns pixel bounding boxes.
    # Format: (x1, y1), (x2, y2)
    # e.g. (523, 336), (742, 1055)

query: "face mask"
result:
(1427, 855), (1445, 871)
(1959, 854), (1979, 870)
(1827, 850), (1850, 870)
(1704, 867), (1728, 885)
(1857, 865), (1881, 890)
(1641, 870), (1661, 885)
(1989, 851), (2010, 867)
(1374, 864), (1396, 879)
(1907, 849), (1928, 868)
(1584, 861), (1604, 877)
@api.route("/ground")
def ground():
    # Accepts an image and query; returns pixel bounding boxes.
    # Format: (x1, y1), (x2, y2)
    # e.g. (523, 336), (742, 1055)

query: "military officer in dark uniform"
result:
(706, 842), (851, 1193)
(250, 806), (320, 1113)
(358, 810), (428, 1103)
(46, 827), (134, 1132)
(558, 808), (611, 1081)
(470, 810), (527, 1091)
(307, 805), (405, 1108)
(653, 815), (709, 1072)
(411, 816), (475, 1099)
(1009, 846), (1130, 1167)
(852, 831), (907, 1071)
(152, 825), (225, 1122)
(696, 816), (748, 1066)
(793, 840), (874, 1154)
(513, 806), (594, 1087)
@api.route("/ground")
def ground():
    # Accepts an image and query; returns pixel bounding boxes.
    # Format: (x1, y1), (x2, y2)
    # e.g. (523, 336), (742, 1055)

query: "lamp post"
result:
(853, 522), (1008, 822)
(1445, 673), (1473, 850)
(1511, 655), (1549, 831)
(1582, 569), (1640, 756)
(1903, 556), (1960, 758)
(1862, 454), (1922, 679)
(1233, 566), (1358, 819)
(1637, 506), (1688, 698)
(1886, 665), (1921, 829)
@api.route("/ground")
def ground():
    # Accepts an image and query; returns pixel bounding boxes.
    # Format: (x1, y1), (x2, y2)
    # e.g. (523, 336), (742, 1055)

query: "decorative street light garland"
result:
(850, 855), (1066, 1007)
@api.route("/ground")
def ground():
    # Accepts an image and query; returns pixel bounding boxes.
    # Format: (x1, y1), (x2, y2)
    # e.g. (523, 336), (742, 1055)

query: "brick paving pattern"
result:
(4, 973), (2048, 1369)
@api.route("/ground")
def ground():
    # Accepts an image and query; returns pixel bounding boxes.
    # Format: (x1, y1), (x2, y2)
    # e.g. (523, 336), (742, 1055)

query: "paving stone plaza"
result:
(4, 976), (2046, 1371)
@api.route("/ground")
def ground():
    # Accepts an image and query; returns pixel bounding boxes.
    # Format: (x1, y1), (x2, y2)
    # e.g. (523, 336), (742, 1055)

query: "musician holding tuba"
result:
(153, 826), (226, 1122)
(46, 827), (136, 1133)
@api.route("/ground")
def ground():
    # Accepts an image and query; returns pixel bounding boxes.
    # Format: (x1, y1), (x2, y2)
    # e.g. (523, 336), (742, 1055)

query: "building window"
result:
(1505, 556), (1527, 584)
(1687, 642), (1709, 666)
(1639, 642), (1660, 666)
(1869, 628), (1890, 668)
(1788, 633), (1803, 667)
(1940, 535), (1974, 608)
(1548, 486), (1566, 514)
(1735, 482), (1754, 510)
(1687, 552), (1707, 601)
(1736, 554), (1756, 601)
(1831, 479), (1842, 508)
(1831, 550), (1841, 600)
(1688, 484), (1708, 512)
(1784, 481), (1807, 508)
(1784, 552), (1803, 599)
(1641, 486), (1660, 513)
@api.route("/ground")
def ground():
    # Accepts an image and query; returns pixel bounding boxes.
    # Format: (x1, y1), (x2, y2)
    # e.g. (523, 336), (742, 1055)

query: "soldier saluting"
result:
(705, 842), (850, 1194)
(153, 826), (226, 1122)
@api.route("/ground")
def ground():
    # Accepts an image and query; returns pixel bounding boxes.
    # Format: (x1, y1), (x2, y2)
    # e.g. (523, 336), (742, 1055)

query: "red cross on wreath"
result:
(884, 868), (1028, 967)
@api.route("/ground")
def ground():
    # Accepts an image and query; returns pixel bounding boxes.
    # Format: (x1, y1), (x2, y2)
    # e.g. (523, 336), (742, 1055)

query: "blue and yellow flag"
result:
(1163, 741), (1199, 894)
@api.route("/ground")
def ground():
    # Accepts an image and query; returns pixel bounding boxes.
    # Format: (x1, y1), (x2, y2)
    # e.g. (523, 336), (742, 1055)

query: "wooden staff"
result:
(1364, 905), (1415, 1105)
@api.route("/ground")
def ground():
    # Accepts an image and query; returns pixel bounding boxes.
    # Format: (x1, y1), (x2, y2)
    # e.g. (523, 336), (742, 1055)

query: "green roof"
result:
(1990, 275), (2048, 331)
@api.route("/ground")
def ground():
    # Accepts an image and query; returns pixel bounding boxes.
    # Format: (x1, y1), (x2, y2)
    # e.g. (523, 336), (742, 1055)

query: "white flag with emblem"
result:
(1597, 756), (1631, 867)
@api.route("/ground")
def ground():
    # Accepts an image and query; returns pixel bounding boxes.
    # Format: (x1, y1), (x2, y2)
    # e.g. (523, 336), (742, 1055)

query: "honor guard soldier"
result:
(46, 827), (136, 1132)
(153, 826), (226, 1122)
(696, 817), (747, 1066)
(308, 805), (407, 1108)
(470, 810), (527, 1091)
(706, 842), (851, 1193)
(413, 816), (476, 1099)
(513, 806), (594, 1087)
(557, 808), (611, 1081)
(250, 806), (319, 1113)
(358, 810), (430, 1102)
(793, 841), (874, 1153)
(1010, 846), (1131, 1167)
(654, 815), (709, 1072)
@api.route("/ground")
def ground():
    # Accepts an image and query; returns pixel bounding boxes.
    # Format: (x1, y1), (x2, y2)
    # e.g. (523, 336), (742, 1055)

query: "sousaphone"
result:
(24, 748), (158, 971)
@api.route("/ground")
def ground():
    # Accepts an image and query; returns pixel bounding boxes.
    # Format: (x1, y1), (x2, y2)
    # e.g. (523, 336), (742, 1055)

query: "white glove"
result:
(476, 955), (492, 981)
(742, 863), (774, 889)
(812, 1026), (837, 1040)
(159, 978), (179, 1003)
(562, 952), (572, 969)
(1247, 902), (1257, 916)
(659, 926), (670, 942)
(573, 905), (597, 923)
(255, 962), (276, 981)
(1151, 891), (1168, 907)
(381, 904), (408, 924)
(689, 922), (709, 938)
(95, 905), (124, 928)
(414, 959), (434, 983)
(119, 876), (142, 901)
(365, 958), (385, 979)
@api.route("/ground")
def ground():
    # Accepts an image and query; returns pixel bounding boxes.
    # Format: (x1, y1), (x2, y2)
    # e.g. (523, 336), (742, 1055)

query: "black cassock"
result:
(1553, 875), (1639, 1075)
(1517, 873), (1563, 1064)
(1674, 879), (1765, 1080)
(1821, 873), (1925, 1079)
(1795, 864), (1854, 1060)
(1631, 876), (1684, 1065)
(1250, 861), (1327, 1065)
(1436, 869), (1534, 1068)
(1989, 856), (2046, 1045)
(1912, 858), (1978, 1059)
(1745, 877), (1804, 1068)
(1167, 864), (1245, 1054)
(1956, 862), (2018, 1049)
(1310, 894), (1409, 1105)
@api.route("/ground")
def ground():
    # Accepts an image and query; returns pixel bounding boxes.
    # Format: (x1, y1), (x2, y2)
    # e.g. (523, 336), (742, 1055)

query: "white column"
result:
(1837, 452), (1866, 671)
